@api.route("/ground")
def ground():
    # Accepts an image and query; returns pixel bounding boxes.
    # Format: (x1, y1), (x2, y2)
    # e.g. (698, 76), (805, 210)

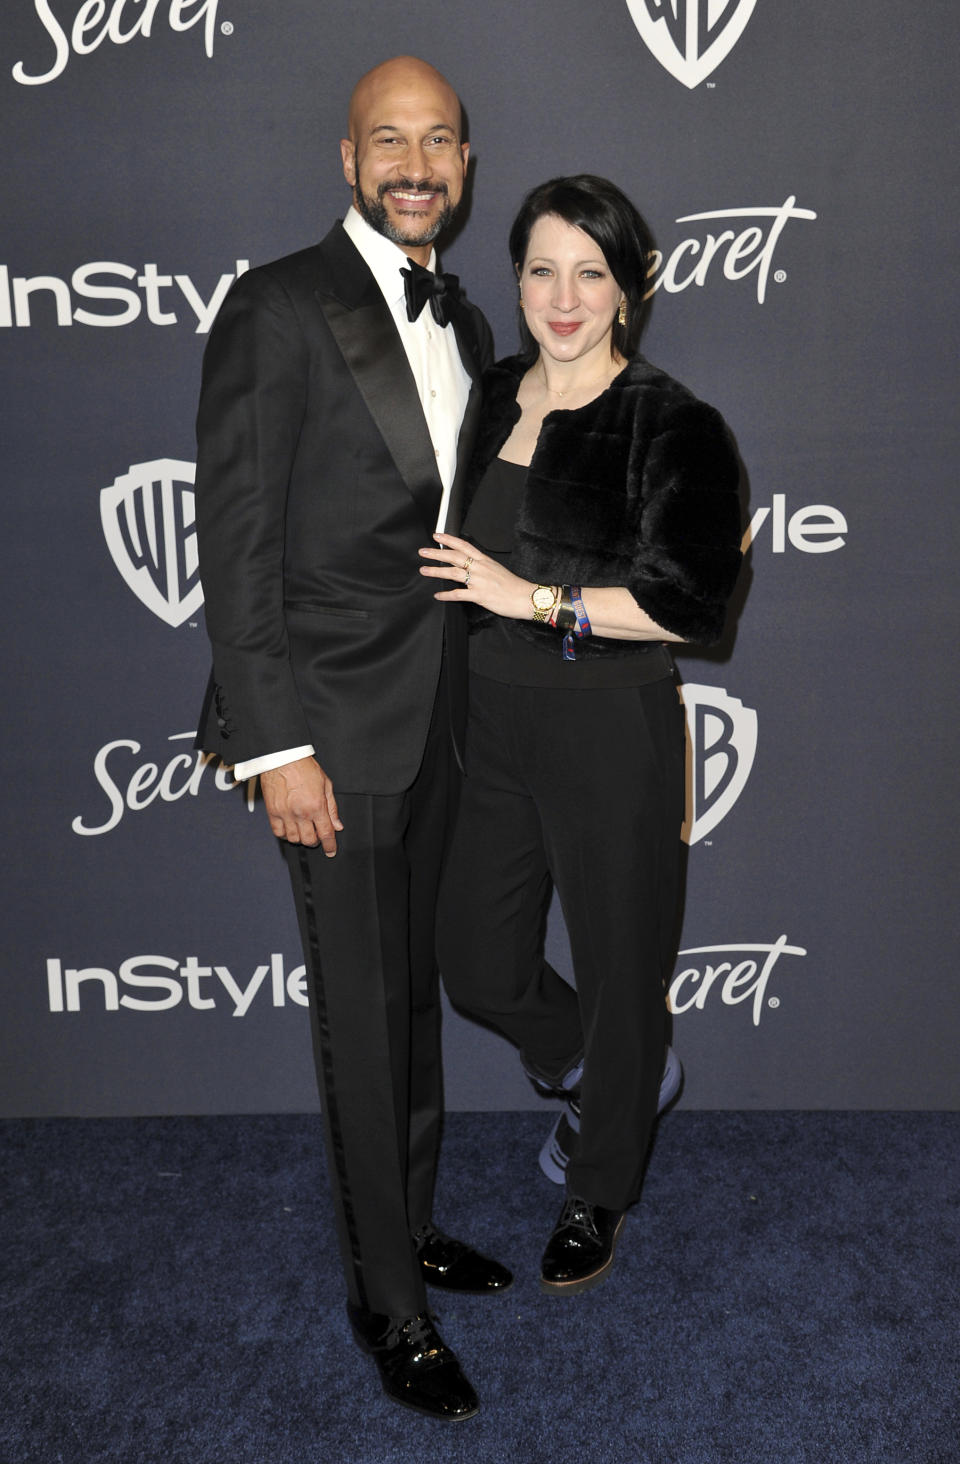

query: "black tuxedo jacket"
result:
(194, 221), (492, 793)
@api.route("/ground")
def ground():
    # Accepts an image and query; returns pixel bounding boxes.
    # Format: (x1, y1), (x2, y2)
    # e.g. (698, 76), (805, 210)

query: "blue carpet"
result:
(2, 1111), (958, 1463)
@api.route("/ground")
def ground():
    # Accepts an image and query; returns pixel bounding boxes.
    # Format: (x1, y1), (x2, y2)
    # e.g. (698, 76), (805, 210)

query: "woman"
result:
(419, 176), (742, 1294)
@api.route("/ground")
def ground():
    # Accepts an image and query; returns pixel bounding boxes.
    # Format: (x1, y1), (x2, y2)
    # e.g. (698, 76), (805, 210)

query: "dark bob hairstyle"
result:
(508, 174), (654, 362)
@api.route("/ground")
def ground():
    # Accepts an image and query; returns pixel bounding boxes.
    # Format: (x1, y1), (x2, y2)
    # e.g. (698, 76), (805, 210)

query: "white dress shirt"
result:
(233, 207), (472, 782)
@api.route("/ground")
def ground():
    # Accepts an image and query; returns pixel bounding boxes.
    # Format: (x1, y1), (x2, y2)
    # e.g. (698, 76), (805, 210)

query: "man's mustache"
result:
(376, 178), (449, 199)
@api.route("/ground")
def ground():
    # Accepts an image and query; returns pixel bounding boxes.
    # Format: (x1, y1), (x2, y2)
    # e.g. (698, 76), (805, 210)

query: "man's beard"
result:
(354, 177), (456, 247)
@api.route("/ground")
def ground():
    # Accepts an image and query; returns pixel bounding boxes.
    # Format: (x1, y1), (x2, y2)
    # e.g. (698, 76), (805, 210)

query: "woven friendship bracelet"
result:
(561, 585), (591, 661)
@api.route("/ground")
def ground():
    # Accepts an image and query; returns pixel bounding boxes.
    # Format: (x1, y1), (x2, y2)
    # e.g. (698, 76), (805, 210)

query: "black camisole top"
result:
(462, 456), (674, 689)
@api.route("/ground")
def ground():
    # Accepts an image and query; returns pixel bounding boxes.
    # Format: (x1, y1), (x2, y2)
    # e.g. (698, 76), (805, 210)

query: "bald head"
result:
(347, 56), (463, 144)
(340, 55), (469, 263)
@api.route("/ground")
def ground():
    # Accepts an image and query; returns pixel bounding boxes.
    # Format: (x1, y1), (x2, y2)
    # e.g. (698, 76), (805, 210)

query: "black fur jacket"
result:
(464, 353), (743, 650)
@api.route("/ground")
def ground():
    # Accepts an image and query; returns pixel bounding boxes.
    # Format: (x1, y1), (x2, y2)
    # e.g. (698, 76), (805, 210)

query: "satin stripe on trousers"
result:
(437, 671), (685, 1212)
(283, 671), (456, 1317)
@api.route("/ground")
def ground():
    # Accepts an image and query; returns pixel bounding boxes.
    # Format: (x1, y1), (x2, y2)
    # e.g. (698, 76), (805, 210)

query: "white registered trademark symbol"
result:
(774, 269), (787, 283)
(768, 996), (780, 1008)
(221, 20), (234, 35)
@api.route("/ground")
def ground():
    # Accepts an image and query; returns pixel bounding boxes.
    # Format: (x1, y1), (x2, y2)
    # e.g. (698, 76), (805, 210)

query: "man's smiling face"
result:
(340, 58), (469, 261)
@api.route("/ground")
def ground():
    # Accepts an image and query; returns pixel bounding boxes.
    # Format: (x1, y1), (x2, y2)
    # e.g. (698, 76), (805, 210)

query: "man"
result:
(194, 57), (507, 1423)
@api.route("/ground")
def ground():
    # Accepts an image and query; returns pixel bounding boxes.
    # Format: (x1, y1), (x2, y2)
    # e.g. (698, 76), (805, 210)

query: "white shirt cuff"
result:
(233, 745), (315, 780)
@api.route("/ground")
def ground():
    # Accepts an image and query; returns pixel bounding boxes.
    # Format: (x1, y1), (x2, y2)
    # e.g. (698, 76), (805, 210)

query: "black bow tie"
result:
(401, 260), (459, 328)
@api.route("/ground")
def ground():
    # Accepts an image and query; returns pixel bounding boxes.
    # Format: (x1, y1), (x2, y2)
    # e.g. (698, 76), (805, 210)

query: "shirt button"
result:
(427, 330), (433, 339)
(430, 389), (437, 398)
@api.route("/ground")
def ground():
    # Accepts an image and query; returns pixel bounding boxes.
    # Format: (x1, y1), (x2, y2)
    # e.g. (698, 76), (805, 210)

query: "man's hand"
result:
(260, 757), (343, 856)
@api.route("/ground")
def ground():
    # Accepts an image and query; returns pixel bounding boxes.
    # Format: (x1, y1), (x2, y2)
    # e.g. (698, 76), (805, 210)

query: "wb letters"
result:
(626, 0), (759, 88)
(681, 685), (757, 845)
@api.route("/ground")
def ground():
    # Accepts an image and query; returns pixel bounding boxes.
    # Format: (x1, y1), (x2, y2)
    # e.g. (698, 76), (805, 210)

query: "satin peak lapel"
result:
(316, 285), (443, 533)
(445, 304), (483, 535)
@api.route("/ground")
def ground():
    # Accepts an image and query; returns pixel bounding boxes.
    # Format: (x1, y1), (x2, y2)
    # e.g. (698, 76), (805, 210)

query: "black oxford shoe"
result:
(539, 1195), (625, 1295)
(413, 1222), (513, 1293)
(346, 1304), (479, 1421)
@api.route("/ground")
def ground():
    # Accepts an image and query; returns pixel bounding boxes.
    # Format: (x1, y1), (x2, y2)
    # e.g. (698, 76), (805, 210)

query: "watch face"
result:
(532, 585), (555, 611)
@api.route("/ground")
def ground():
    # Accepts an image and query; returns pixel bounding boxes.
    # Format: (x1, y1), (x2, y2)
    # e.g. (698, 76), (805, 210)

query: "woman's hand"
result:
(418, 533), (538, 620)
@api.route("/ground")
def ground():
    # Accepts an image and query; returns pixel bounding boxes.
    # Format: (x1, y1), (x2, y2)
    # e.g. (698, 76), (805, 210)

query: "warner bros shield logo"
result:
(680, 684), (757, 844)
(100, 459), (203, 627)
(625, 0), (758, 88)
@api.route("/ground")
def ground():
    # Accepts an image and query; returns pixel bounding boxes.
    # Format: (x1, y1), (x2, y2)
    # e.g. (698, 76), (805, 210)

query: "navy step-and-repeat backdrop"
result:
(2, 1), (957, 1116)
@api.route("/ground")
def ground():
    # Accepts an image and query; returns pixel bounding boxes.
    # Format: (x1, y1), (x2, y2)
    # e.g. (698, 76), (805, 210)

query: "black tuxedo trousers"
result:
(284, 662), (459, 1317)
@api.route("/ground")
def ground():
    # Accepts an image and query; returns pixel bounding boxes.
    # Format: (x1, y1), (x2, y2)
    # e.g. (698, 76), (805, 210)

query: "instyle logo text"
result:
(0, 261), (248, 333)
(46, 952), (306, 1015)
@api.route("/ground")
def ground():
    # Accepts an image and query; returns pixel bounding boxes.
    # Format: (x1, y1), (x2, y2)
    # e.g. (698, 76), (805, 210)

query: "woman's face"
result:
(518, 213), (623, 366)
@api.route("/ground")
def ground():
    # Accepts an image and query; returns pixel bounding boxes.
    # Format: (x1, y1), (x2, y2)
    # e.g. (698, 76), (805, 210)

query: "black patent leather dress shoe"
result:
(346, 1304), (479, 1420)
(413, 1222), (513, 1293)
(540, 1195), (625, 1295)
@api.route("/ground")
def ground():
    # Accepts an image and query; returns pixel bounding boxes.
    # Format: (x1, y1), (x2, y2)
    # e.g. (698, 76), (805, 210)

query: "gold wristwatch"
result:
(531, 584), (558, 622)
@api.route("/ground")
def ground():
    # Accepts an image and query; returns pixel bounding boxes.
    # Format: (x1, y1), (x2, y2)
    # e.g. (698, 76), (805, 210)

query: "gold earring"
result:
(617, 300), (627, 327)
(519, 295), (525, 311)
